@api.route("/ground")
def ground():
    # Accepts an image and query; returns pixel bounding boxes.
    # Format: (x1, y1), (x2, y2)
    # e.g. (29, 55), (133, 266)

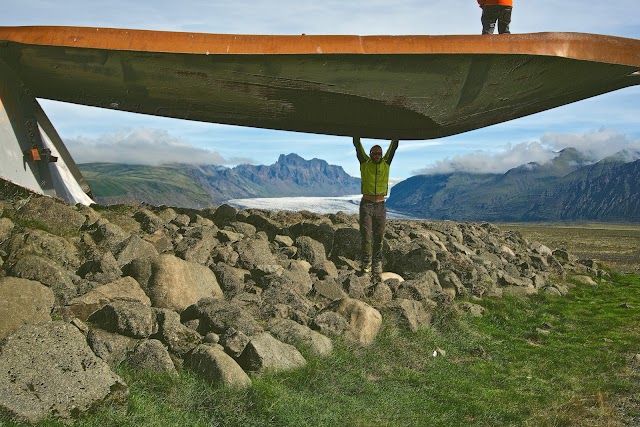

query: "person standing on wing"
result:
(353, 136), (399, 279)
(478, 0), (513, 34)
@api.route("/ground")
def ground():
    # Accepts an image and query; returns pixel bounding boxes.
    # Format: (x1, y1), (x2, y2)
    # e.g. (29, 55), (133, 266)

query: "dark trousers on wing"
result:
(481, 5), (512, 34)
(359, 199), (386, 270)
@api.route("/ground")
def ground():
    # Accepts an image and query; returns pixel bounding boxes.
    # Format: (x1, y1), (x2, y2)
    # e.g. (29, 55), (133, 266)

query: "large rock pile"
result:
(0, 194), (600, 423)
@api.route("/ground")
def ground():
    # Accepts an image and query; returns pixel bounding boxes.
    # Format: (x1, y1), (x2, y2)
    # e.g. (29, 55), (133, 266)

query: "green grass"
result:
(4, 274), (640, 426)
(79, 163), (214, 206)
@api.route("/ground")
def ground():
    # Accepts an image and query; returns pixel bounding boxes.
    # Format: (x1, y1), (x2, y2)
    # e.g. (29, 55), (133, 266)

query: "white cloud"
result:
(413, 130), (640, 175)
(66, 128), (243, 165)
(413, 141), (556, 175)
(540, 129), (640, 161)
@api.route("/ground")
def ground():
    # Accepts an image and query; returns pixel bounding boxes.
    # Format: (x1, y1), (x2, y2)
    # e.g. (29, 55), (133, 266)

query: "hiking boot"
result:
(358, 266), (371, 277)
(360, 261), (372, 276)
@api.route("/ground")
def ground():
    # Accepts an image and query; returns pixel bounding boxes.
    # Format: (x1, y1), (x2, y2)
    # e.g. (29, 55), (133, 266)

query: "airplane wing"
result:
(1, 26), (639, 140)
(1, 26), (639, 205)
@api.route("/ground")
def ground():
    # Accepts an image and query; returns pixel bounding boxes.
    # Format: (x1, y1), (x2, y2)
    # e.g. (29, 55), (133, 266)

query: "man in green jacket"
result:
(353, 136), (399, 279)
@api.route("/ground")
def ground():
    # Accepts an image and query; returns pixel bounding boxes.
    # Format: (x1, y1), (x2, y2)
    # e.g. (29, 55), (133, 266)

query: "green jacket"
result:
(353, 138), (399, 196)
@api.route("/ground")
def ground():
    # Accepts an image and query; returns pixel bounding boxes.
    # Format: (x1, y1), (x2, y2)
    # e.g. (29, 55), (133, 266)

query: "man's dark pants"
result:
(359, 199), (386, 270)
(481, 5), (512, 34)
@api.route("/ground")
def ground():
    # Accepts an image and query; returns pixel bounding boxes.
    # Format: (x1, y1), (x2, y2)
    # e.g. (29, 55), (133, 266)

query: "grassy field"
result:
(2, 223), (640, 426)
(499, 223), (640, 275)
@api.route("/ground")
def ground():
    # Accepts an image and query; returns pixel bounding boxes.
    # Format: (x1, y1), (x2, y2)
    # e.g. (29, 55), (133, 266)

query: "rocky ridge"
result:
(0, 191), (603, 423)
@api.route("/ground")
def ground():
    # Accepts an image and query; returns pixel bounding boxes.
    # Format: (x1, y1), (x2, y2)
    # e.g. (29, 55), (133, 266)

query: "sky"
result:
(3, 1), (640, 181)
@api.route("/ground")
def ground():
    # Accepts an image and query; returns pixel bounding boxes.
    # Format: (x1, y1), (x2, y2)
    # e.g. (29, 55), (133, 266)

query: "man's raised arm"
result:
(385, 139), (399, 164)
(353, 136), (367, 163)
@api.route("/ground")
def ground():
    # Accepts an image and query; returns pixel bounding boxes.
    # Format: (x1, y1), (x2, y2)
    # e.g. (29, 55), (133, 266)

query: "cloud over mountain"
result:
(413, 130), (640, 175)
(67, 128), (252, 166)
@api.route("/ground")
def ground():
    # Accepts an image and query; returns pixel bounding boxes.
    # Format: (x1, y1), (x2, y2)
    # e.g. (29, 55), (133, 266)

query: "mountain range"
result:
(386, 148), (640, 222)
(79, 154), (361, 208)
(79, 148), (639, 222)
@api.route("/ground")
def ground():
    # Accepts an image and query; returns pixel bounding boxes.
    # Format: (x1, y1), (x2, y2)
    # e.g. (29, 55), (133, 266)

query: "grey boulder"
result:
(188, 344), (251, 388)
(0, 277), (54, 339)
(127, 339), (177, 374)
(0, 322), (128, 423)
(238, 332), (306, 373)
(269, 319), (333, 356)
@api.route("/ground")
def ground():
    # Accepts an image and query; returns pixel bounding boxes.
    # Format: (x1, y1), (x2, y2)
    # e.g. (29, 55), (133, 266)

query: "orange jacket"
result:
(478, 0), (513, 6)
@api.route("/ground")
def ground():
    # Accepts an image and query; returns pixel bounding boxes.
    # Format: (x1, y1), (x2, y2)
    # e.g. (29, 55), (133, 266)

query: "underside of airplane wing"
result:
(1, 26), (639, 140)
(0, 26), (639, 203)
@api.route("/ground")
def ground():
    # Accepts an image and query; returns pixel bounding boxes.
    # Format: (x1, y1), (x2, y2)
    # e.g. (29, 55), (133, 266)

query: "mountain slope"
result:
(387, 150), (640, 223)
(80, 154), (360, 208)
(522, 159), (640, 222)
(79, 163), (215, 208)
